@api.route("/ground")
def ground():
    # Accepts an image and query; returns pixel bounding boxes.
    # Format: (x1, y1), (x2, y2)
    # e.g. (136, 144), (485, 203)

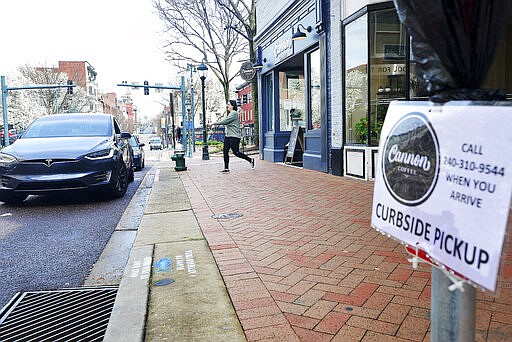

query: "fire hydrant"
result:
(171, 150), (187, 171)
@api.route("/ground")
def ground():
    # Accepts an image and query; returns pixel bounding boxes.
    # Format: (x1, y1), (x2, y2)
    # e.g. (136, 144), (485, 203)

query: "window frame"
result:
(307, 47), (322, 130)
(343, 2), (412, 147)
(263, 73), (274, 132)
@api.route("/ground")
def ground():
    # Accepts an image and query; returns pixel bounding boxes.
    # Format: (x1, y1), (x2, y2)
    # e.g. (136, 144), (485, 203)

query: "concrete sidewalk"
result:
(104, 153), (245, 341)
(107, 148), (512, 341)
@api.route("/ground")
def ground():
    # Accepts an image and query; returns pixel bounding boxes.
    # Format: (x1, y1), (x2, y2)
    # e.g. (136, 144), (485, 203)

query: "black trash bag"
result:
(393, 0), (512, 102)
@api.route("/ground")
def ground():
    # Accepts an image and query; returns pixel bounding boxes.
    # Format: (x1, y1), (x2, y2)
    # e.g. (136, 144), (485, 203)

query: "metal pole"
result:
(187, 64), (196, 153)
(164, 112), (169, 148)
(180, 76), (186, 153)
(170, 93), (175, 149)
(191, 83), (195, 152)
(200, 75), (209, 160)
(1, 76), (9, 147)
(431, 267), (475, 342)
(186, 76), (193, 158)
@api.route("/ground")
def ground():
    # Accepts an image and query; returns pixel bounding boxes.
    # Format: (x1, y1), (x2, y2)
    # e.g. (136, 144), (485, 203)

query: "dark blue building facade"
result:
(255, 0), (330, 172)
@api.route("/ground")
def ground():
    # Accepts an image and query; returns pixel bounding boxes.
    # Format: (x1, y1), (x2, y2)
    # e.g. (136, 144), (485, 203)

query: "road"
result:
(0, 146), (161, 308)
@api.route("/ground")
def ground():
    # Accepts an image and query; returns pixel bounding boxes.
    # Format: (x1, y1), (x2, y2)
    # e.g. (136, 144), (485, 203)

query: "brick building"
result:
(235, 81), (255, 144)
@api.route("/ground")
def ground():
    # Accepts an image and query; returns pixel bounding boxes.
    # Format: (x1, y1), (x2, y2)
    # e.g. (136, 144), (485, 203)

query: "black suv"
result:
(0, 113), (134, 204)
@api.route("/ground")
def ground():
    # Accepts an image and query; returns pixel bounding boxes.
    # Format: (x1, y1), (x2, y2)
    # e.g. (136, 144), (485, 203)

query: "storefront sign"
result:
(240, 61), (256, 81)
(372, 101), (512, 291)
(274, 30), (293, 63)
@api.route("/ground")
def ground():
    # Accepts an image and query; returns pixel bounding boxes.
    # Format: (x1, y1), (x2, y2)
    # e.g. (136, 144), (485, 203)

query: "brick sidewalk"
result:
(180, 155), (512, 341)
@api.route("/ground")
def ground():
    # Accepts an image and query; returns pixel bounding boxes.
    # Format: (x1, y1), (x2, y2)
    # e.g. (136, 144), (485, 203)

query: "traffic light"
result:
(67, 80), (73, 95)
(144, 80), (149, 95)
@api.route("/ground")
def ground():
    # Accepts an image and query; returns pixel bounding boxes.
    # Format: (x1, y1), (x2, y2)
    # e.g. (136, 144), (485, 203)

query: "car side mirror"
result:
(120, 132), (132, 139)
(139, 143), (145, 147)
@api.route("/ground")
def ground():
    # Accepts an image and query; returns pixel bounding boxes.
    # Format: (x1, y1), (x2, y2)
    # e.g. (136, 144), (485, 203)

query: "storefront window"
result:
(279, 71), (305, 131)
(345, 15), (368, 144)
(264, 74), (274, 131)
(369, 8), (407, 145)
(409, 62), (429, 99)
(309, 49), (321, 129)
(344, 4), (512, 148)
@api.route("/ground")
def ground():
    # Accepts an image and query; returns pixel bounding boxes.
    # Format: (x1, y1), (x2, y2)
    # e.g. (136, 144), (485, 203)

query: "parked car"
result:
(149, 137), (163, 150)
(129, 135), (145, 171)
(0, 128), (18, 146)
(0, 113), (134, 204)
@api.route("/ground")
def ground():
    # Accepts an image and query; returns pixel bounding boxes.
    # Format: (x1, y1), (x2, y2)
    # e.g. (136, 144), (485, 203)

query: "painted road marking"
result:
(130, 257), (152, 279)
(175, 255), (185, 271)
(185, 250), (197, 276)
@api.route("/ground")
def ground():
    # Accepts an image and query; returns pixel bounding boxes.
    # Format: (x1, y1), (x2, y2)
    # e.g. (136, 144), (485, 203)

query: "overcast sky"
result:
(0, 0), (180, 120)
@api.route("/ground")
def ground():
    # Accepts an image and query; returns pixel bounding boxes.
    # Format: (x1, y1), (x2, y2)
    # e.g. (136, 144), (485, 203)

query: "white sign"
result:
(274, 30), (293, 62)
(372, 101), (512, 291)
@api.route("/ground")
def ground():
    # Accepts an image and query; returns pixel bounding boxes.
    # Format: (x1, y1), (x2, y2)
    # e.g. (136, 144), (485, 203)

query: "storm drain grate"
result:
(0, 286), (118, 342)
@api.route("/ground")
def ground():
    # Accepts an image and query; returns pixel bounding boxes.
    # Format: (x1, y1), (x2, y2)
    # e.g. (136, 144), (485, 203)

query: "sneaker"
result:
(218, 169), (230, 174)
(250, 158), (255, 169)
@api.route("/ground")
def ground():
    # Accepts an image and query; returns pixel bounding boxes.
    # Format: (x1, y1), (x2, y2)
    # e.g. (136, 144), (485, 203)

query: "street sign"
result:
(371, 101), (512, 291)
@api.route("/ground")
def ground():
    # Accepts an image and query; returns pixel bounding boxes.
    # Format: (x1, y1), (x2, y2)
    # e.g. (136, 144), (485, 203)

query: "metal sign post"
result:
(431, 267), (476, 342)
(169, 93), (176, 149)
(117, 77), (186, 152)
(1, 76), (8, 147)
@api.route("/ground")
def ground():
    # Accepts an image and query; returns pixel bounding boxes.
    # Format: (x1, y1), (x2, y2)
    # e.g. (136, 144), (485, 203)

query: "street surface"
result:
(0, 144), (161, 308)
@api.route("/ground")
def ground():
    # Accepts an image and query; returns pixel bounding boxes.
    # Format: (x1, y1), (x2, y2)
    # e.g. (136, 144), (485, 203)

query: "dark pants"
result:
(223, 137), (251, 169)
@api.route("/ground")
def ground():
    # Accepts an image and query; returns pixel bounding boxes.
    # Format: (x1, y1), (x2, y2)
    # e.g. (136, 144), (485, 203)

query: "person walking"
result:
(176, 125), (182, 145)
(209, 100), (254, 173)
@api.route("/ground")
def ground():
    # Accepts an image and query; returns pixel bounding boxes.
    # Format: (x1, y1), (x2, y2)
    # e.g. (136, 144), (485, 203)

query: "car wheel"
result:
(0, 193), (28, 204)
(110, 161), (129, 198)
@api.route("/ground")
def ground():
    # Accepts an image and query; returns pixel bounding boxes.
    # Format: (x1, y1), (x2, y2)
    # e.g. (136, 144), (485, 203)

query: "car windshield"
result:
(22, 116), (112, 138)
(150, 139), (161, 143)
(129, 137), (139, 147)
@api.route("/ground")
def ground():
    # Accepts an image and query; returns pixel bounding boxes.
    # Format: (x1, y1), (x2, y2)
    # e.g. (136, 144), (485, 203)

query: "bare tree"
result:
(3, 72), (46, 129)
(17, 64), (97, 115)
(17, 65), (68, 115)
(154, 0), (246, 103)
(216, 0), (256, 61)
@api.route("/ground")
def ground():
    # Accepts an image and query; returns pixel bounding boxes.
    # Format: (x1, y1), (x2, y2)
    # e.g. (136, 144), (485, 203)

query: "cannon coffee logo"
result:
(382, 112), (440, 206)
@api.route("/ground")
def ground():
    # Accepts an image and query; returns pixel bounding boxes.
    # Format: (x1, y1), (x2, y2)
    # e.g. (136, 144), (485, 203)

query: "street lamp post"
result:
(197, 62), (209, 160)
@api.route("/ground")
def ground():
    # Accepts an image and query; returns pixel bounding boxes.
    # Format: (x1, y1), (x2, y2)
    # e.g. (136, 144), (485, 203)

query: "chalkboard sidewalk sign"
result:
(285, 126), (304, 164)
